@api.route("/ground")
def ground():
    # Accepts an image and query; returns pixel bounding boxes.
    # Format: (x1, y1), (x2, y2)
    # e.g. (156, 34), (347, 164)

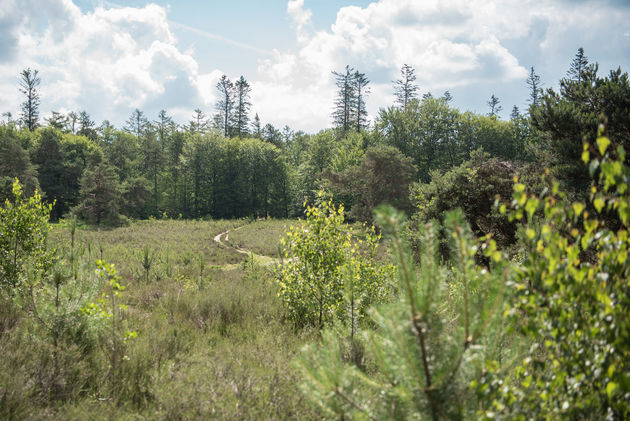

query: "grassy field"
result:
(1, 219), (319, 420)
(225, 219), (297, 258)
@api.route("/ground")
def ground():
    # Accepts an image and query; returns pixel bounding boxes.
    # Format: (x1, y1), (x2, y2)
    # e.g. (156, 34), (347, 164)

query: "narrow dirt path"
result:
(213, 226), (282, 267)
(214, 229), (250, 255)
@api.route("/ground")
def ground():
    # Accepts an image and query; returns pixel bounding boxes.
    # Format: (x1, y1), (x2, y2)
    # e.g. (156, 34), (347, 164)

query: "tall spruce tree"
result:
(252, 113), (262, 138)
(214, 75), (234, 137)
(78, 110), (98, 141)
(67, 111), (78, 134)
(393, 64), (418, 108)
(487, 94), (503, 117)
(46, 111), (67, 130)
(124, 109), (149, 140)
(19, 68), (40, 131)
(567, 47), (589, 83)
(155, 109), (174, 152)
(526, 66), (543, 107)
(233, 76), (252, 138)
(332, 65), (356, 133)
(353, 70), (370, 132)
(189, 108), (209, 133)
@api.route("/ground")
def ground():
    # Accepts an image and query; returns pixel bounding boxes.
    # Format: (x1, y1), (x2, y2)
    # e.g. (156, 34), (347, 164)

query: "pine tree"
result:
(233, 76), (252, 138)
(296, 207), (506, 420)
(67, 111), (78, 134)
(510, 105), (521, 121)
(487, 94), (503, 117)
(155, 109), (174, 151)
(332, 66), (356, 133)
(526, 67), (543, 107)
(189, 108), (209, 133)
(124, 109), (148, 140)
(19, 68), (40, 131)
(46, 111), (67, 130)
(393, 64), (419, 108)
(77, 163), (121, 225)
(214, 75), (234, 138)
(352, 70), (370, 132)
(252, 113), (262, 138)
(567, 47), (589, 83)
(78, 110), (98, 141)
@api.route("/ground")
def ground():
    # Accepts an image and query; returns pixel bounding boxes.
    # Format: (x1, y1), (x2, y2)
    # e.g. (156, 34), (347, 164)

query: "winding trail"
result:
(213, 226), (282, 267)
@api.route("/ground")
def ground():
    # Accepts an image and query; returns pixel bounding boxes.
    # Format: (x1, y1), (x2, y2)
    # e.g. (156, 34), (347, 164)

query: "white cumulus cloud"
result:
(0, 0), (221, 126)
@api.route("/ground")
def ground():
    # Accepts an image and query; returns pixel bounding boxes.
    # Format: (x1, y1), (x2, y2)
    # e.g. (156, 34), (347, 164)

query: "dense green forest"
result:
(1, 49), (629, 419)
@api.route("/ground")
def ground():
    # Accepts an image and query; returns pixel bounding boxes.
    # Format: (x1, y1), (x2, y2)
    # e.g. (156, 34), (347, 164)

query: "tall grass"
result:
(1, 219), (317, 419)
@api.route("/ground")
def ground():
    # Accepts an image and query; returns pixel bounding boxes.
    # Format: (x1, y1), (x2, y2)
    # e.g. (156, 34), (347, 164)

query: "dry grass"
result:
(1, 219), (318, 420)
(226, 219), (299, 258)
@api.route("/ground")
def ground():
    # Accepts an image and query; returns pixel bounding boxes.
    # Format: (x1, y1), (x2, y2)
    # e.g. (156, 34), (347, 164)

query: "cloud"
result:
(254, 0), (630, 129)
(256, 0), (531, 130)
(1, 0), (628, 131)
(287, 0), (313, 43)
(0, 0), (220, 126)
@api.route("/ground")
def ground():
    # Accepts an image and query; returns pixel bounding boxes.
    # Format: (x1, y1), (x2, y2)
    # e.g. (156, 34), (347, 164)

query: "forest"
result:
(1, 47), (629, 420)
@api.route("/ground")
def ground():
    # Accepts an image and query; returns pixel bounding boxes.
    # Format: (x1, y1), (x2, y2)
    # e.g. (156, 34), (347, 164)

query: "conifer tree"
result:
(526, 66), (543, 107)
(189, 108), (209, 133)
(19, 68), (40, 131)
(78, 110), (98, 141)
(251, 113), (262, 138)
(332, 66), (356, 133)
(233, 76), (252, 138)
(124, 109), (148, 140)
(393, 64), (419, 108)
(567, 47), (589, 83)
(352, 70), (370, 132)
(67, 111), (78, 134)
(154, 109), (174, 152)
(46, 111), (67, 130)
(214, 75), (234, 137)
(297, 207), (506, 420)
(487, 94), (503, 117)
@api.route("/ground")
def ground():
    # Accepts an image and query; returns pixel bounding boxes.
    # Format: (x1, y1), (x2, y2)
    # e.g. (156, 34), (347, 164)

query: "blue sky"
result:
(1, 0), (629, 132)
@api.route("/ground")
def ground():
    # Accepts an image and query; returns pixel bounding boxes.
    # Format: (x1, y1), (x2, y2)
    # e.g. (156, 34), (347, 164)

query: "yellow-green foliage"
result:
(277, 193), (393, 329)
(1, 217), (318, 419)
(297, 207), (507, 420)
(478, 129), (630, 419)
(0, 179), (53, 290)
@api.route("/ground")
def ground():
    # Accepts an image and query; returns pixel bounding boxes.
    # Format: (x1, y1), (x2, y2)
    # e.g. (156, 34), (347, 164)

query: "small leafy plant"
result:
(82, 260), (137, 400)
(276, 192), (393, 329)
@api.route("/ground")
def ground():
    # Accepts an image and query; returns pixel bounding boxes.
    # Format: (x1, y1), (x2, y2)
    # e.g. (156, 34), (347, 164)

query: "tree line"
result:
(2, 49), (628, 228)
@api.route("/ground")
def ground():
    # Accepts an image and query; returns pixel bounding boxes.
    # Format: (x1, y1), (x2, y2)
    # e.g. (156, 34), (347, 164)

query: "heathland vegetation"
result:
(1, 49), (629, 419)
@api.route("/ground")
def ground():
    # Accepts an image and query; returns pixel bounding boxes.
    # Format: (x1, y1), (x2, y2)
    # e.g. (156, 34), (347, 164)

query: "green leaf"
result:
(597, 136), (611, 156)
(606, 382), (618, 398)
(594, 197), (605, 213)
(525, 197), (539, 219)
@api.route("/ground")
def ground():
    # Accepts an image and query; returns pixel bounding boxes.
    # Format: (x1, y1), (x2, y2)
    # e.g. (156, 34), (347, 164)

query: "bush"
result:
(296, 207), (507, 420)
(277, 193), (393, 329)
(410, 149), (521, 257)
(0, 178), (53, 290)
(478, 129), (630, 419)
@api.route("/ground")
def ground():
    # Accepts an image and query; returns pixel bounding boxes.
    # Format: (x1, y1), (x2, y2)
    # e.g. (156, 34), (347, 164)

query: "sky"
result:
(1, 0), (629, 133)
